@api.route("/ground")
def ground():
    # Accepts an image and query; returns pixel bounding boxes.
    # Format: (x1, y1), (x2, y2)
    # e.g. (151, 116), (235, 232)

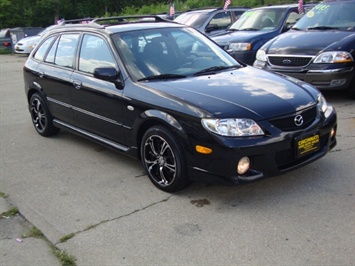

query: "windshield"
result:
(229, 9), (287, 31)
(174, 12), (211, 28)
(111, 27), (240, 81)
(294, 1), (355, 30)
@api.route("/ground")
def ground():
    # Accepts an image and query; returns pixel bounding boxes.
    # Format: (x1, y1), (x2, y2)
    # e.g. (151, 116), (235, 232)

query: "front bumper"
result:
(187, 108), (337, 185)
(230, 50), (257, 65)
(254, 60), (354, 90)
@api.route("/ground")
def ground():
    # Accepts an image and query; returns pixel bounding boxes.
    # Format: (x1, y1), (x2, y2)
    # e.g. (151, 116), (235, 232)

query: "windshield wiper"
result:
(194, 65), (240, 76)
(307, 26), (339, 30)
(240, 28), (259, 31)
(138, 74), (186, 81)
(228, 28), (239, 31)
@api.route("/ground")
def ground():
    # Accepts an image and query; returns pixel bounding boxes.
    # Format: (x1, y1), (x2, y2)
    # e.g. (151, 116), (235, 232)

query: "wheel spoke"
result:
(143, 134), (177, 187)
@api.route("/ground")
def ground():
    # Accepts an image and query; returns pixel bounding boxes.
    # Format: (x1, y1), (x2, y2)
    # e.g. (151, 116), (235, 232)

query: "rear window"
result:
(0, 30), (10, 38)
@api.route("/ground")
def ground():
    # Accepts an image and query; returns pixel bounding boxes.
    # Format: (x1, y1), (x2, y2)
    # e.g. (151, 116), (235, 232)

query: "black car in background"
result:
(174, 7), (249, 36)
(23, 16), (337, 192)
(254, 0), (355, 97)
(212, 4), (315, 65)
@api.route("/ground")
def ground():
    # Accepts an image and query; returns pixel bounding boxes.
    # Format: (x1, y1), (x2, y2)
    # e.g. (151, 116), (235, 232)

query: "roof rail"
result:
(58, 18), (93, 26)
(91, 15), (167, 25)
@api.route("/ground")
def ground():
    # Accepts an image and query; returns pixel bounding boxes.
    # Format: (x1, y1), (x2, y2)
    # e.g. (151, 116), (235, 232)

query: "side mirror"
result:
(93, 67), (123, 89)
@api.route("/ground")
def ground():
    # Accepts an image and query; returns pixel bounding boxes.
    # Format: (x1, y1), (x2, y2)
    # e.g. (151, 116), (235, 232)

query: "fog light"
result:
(331, 127), (336, 138)
(237, 157), (250, 175)
(330, 79), (346, 86)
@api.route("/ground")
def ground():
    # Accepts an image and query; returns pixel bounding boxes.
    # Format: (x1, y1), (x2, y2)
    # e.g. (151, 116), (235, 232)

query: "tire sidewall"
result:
(141, 125), (188, 192)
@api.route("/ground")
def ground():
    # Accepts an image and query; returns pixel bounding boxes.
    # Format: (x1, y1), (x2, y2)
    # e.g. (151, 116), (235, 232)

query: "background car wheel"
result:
(141, 126), (190, 192)
(29, 93), (59, 137)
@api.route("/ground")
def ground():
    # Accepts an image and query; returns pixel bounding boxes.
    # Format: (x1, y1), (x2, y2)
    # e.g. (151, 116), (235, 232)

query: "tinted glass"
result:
(79, 34), (116, 73)
(230, 9), (287, 30)
(54, 34), (79, 68)
(111, 27), (238, 81)
(174, 12), (211, 28)
(33, 36), (56, 61)
(295, 2), (355, 30)
(208, 12), (232, 30)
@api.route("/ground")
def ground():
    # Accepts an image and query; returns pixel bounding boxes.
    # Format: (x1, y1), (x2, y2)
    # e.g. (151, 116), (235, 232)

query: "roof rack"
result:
(185, 6), (249, 12)
(58, 18), (93, 26)
(91, 15), (167, 25)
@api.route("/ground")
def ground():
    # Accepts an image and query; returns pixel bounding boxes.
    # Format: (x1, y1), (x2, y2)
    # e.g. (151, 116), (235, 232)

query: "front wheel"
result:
(141, 126), (190, 192)
(29, 93), (59, 137)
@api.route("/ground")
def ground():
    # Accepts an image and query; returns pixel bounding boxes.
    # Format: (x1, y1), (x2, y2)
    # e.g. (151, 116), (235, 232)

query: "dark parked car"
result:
(254, 0), (355, 97)
(24, 15), (337, 192)
(0, 28), (12, 51)
(212, 4), (315, 65)
(174, 7), (249, 36)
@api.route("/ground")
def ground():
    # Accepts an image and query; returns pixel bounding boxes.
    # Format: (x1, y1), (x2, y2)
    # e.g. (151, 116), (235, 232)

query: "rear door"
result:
(70, 33), (125, 144)
(35, 33), (79, 124)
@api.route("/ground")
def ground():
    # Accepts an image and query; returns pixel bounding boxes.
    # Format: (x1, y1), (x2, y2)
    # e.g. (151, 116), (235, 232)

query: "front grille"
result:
(269, 106), (317, 131)
(275, 134), (329, 169)
(268, 56), (313, 67)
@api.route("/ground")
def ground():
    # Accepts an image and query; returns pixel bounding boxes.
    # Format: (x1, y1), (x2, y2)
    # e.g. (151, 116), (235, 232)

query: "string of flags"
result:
(298, 0), (304, 14)
(224, 0), (231, 12)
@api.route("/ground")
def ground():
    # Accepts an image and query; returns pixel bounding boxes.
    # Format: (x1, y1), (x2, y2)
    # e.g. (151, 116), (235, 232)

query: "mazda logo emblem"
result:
(282, 59), (292, 65)
(294, 115), (304, 126)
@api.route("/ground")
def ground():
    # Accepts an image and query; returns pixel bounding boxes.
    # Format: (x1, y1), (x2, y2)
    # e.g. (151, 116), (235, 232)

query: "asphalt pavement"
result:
(0, 54), (354, 266)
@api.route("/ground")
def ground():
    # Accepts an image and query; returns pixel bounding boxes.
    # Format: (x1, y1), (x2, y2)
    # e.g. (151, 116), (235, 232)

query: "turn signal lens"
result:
(195, 145), (212, 154)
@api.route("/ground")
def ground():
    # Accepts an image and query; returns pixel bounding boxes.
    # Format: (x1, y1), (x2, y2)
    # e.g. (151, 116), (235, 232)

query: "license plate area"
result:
(295, 133), (320, 158)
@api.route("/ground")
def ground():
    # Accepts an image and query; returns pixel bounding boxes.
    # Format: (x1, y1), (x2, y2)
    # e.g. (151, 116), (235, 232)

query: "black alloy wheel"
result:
(141, 126), (189, 192)
(29, 93), (59, 137)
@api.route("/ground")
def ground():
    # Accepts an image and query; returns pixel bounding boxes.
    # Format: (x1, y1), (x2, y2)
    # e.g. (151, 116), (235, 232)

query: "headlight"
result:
(314, 51), (353, 63)
(318, 94), (328, 113)
(229, 42), (251, 51)
(255, 49), (267, 62)
(202, 118), (264, 137)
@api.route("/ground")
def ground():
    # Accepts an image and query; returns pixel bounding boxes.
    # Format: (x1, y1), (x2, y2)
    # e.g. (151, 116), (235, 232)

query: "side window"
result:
(33, 36), (56, 61)
(233, 10), (245, 21)
(45, 38), (59, 64)
(207, 12), (232, 31)
(286, 11), (303, 26)
(78, 34), (116, 74)
(54, 34), (79, 68)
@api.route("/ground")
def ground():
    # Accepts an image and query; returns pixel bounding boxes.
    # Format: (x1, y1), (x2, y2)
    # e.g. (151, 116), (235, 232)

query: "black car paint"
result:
(23, 21), (337, 190)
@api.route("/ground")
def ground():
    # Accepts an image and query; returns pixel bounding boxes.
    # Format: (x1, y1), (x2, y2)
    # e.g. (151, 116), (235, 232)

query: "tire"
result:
(29, 93), (59, 137)
(347, 76), (355, 99)
(141, 125), (190, 192)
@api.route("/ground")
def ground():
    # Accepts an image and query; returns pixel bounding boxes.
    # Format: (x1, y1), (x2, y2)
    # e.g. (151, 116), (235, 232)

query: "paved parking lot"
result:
(1, 54), (354, 265)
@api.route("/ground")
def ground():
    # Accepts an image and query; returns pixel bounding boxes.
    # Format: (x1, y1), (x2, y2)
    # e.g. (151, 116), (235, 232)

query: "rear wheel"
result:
(29, 93), (59, 137)
(141, 126), (190, 192)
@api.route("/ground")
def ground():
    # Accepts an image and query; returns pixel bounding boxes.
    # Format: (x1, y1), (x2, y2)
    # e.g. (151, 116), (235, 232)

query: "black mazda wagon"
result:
(23, 16), (337, 192)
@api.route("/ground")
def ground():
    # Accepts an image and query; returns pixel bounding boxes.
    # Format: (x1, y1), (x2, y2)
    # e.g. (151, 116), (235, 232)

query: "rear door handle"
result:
(38, 71), (44, 78)
(73, 80), (82, 89)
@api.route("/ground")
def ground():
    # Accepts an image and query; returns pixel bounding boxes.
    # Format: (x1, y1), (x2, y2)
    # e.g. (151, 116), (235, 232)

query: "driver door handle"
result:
(73, 80), (82, 89)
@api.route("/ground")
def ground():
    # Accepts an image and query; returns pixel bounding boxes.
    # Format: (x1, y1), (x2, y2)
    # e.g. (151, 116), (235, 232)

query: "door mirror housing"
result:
(93, 67), (123, 89)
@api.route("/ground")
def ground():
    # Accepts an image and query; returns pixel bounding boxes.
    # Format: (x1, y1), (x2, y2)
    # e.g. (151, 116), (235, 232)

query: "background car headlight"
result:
(229, 42), (251, 51)
(202, 118), (264, 136)
(314, 51), (354, 63)
(255, 49), (267, 61)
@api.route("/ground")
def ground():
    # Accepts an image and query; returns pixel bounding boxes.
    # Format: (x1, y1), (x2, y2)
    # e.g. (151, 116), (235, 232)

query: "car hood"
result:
(144, 66), (317, 120)
(212, 30), (272, 45)
(263, 30), (354, 55)
(17, 35), (40, 44)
